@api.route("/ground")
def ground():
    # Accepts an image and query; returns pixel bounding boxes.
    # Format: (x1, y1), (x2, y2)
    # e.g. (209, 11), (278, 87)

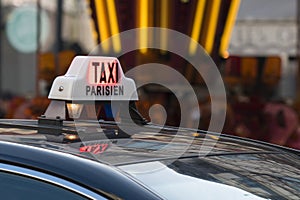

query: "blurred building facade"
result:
(225, 0), (300, 148)
(228, 0), (297, 100)
(0, 0), (300, 149)
(0, 0), (95, 97)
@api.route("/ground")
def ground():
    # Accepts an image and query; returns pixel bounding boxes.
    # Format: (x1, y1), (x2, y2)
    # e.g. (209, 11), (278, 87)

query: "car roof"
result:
(0, 139), (161, 200)
(0, 118), (298, 166)
(0, 119), (299, 199)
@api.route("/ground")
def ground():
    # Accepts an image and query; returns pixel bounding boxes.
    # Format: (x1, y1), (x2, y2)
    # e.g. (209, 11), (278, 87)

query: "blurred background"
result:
(0, 0), (300, 149)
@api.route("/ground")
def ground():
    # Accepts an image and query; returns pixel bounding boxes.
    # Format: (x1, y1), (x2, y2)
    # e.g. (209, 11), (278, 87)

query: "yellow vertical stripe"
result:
(94, 0), (110, 53)
(106, 0), (121, 53)
(203, 0), (221, 54)
(139, 0), (148, 53)
(189, 0), (206, 55)
(219, 0), (240, 57)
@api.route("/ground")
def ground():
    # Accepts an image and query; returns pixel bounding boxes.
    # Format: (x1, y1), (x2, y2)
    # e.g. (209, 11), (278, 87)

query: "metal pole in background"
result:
(55, 0), (63, 76)
(36, 0), (41, 97)
(297, 0), (300, 99)
(0, 0), (2, 92)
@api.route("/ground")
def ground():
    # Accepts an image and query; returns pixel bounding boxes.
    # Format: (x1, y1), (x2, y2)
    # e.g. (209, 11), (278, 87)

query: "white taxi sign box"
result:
(48, 56), (138, 101)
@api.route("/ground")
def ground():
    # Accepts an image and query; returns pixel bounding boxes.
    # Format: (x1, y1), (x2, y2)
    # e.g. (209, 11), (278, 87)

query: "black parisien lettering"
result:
(86, 85), (124, 96)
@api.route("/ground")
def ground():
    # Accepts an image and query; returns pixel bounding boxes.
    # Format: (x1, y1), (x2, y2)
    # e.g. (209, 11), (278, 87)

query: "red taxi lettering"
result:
(86, 60), (124, 96)
(91, 61), (119, 84)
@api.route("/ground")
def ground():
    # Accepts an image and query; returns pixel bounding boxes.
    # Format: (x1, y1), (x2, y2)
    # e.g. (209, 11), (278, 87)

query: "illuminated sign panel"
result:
(86, 60), (124, 96)
(88, 61), (119, 85)
(48, 56), (138, 101)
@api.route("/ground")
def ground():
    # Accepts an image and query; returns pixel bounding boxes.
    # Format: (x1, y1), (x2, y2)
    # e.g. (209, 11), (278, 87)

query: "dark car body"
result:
(0, 119), (299, 199)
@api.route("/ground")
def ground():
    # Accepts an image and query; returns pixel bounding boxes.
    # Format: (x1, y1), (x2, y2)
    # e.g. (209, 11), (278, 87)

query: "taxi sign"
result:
(48, 56), (138, 101)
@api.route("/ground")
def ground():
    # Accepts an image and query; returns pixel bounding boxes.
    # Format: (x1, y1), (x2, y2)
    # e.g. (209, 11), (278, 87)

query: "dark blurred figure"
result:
(0, 92), (13, 118)
(263, 101), (299, 147)
(231, 95), (266, 140)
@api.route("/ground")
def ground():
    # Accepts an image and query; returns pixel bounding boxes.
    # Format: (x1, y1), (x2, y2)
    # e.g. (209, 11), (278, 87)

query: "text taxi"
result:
(0, 56), (299, 199)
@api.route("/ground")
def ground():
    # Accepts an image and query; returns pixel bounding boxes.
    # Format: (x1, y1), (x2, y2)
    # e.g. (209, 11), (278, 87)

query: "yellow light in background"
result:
(203, 0), (221, 54)
(106, 0), (121, 53)
(189, 0), (206, 55)
(160, 0), (169, 53)
(223, 50), (230, 59)
(95, 0), (111, 53)
(219, 0), (240, 58)
(139, 0), (149, 53)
